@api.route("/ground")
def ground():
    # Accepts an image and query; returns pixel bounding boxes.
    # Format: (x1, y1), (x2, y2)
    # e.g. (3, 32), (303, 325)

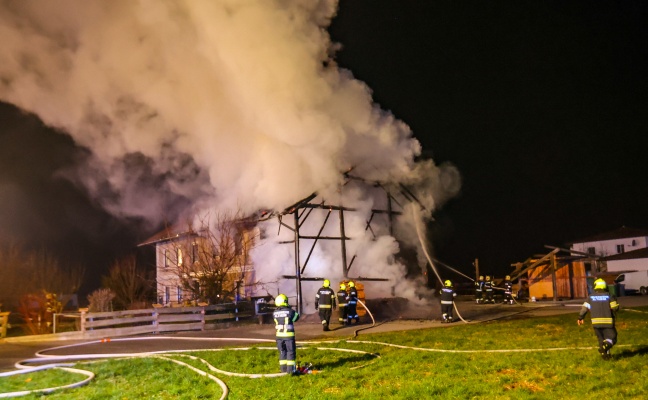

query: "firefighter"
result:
(440, 280), (457, 323)
(503, 275), (514, 304)
(315, 279), (336, 331)
(272, 294), (300, 373)
(336, 283), (348, 325)
(475, 276), (484, 304)
(578, 278), (620, 360)
(484, 276), (495, 304)
(347, 281), (360, 324)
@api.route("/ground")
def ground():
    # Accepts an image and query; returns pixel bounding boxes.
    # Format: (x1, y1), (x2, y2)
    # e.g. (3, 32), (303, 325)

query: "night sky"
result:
(329, 1), (648, 276)
(1, 1), (647, 293)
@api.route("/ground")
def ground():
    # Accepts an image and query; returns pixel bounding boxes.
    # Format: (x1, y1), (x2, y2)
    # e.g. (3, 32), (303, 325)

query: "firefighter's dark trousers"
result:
(337, 305), (348, 324)
(319, 308), (332, 330)
(276, 337), (297, 373)
(594, 327), (617, 349)
(441, 303), (454, 321)
(347, 303), (359, 323)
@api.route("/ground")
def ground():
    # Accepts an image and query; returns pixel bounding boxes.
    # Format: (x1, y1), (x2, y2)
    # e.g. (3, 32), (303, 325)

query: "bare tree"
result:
(161, 211), (258, 304)
(0, 242), (84, 306)
(102, 254), (155, 310)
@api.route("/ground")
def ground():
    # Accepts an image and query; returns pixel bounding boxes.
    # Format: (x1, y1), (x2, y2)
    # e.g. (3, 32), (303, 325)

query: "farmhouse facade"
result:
(139, 222), (259, 307)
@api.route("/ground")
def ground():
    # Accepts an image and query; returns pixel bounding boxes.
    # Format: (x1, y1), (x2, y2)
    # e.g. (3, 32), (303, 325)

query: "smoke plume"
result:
(0, 1), (460, 304)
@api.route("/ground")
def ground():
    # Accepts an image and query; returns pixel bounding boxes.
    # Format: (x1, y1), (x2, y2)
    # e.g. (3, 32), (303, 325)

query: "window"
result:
(177, 286), (183, 303)
(177, 248), (183, 266)
(616, 244), (625, 254)
(165, 287), (170, 304)
(587, 247), (596, 255)
(163, 249), (169, 268)
(192, 243), (198, 265)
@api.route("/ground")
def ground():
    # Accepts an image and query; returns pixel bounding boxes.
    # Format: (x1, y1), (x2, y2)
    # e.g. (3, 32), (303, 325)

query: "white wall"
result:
(572, 236), (648, 257)
(606, 258), (648, 273)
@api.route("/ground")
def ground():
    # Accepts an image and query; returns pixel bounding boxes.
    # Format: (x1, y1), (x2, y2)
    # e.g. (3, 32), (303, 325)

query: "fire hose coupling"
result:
(294, 362), (321, 375)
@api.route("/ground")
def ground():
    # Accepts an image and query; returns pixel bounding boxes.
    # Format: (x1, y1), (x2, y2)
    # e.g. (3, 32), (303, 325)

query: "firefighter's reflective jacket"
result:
(336, 289), (347, 308)
(273, 306), (300, 337)
(440, 287), (456, 305)
(348, 287), (358, 305)
(316, 287), (336, 309)
(578, 291), (619, 328)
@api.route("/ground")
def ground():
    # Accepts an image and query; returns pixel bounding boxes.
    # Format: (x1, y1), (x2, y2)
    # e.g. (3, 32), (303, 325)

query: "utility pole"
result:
(474, 258), (480, 280)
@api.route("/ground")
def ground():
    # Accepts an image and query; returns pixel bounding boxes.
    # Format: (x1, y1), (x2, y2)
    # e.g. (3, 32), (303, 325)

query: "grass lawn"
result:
(1, 307), (646, 399)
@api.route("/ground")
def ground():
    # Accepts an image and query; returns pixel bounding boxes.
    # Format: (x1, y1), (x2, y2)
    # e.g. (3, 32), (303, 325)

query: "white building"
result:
(570, 226), (648, 294)
(570, 226), (648, 258)
(139, 223), (258, 306)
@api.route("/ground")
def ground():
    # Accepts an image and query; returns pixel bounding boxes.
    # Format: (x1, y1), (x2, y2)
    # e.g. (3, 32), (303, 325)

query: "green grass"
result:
(1, 307), (647, 399)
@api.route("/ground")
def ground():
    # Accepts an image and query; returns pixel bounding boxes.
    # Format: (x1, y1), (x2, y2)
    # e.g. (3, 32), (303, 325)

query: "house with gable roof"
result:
(139, 220), (259, 306)
(569, 226), (648, 294)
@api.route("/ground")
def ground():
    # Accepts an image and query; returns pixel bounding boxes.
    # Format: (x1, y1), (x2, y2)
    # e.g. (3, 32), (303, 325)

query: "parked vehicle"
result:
(616, 271), (648, 295)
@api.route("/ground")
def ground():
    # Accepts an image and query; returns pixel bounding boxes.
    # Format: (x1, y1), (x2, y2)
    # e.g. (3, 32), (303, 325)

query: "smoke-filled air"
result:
(0, 0), (460, 306)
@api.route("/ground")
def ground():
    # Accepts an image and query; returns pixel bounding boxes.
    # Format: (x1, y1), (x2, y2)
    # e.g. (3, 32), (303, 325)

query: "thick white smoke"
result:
(0, 0), (460, 305)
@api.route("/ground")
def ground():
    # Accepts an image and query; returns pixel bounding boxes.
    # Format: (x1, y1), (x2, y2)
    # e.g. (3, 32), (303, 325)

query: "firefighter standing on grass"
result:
(273, 294), (300, 373)
(336, 283), (348, 325)
(578, 278), (620, 360)
(315, 279), (336, 331)
(440, 280), (457, 323)
(347, 281), (360, 324)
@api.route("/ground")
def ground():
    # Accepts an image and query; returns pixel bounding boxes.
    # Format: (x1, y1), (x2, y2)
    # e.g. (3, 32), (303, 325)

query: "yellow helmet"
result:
(340, 283), (346, 290)
(348, 281), (355, 288)
(506, 275), (511, 280)
(323, 279), (330, 288)
(479, 276), (484, 280)
(274, 294), (288, 307)
(594, 279), (607, 291)
(486, 276), (491, 281)
(444, 280), (452, 287)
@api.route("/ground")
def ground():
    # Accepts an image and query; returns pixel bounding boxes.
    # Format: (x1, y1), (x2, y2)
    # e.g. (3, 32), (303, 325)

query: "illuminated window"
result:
(177, 248), (183, 266)
(192, 243), (198, 264)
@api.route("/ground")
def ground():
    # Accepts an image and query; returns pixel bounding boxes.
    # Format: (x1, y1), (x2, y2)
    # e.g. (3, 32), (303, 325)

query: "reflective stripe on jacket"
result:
(316, 287), (336, 308)
(440, 287), (456, 305)
(273, 306), (300, 337)
(336, 290), (348, 307)
(579, 291), (619, 328)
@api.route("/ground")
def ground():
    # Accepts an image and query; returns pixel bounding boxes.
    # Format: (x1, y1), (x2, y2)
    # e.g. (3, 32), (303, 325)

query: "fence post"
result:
(201, 306), (205, 331)
(0, 312), (10, 338)
(79, 309), (87, 333)
(153, 309), (159, 334)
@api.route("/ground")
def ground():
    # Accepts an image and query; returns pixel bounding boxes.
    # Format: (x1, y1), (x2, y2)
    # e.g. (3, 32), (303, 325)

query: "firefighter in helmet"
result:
(440, 280), (457, 323)
(578, 278), (619, 360)
(503, 275), (514, 305)
(272, 294), (300, 373)
(484, 276), (495, 304)
(475, 275), (485, 304)
(336, 283), (348, 325)
(315, 279), (336, 331)
(346, 281), (360, 324)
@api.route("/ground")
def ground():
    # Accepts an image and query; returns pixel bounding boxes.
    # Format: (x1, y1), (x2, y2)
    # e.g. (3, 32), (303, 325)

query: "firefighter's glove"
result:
(577, 319), (584, 326)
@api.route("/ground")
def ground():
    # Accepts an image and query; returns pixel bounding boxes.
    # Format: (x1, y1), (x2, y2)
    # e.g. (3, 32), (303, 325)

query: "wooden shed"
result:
(528, 261), (588, 300)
